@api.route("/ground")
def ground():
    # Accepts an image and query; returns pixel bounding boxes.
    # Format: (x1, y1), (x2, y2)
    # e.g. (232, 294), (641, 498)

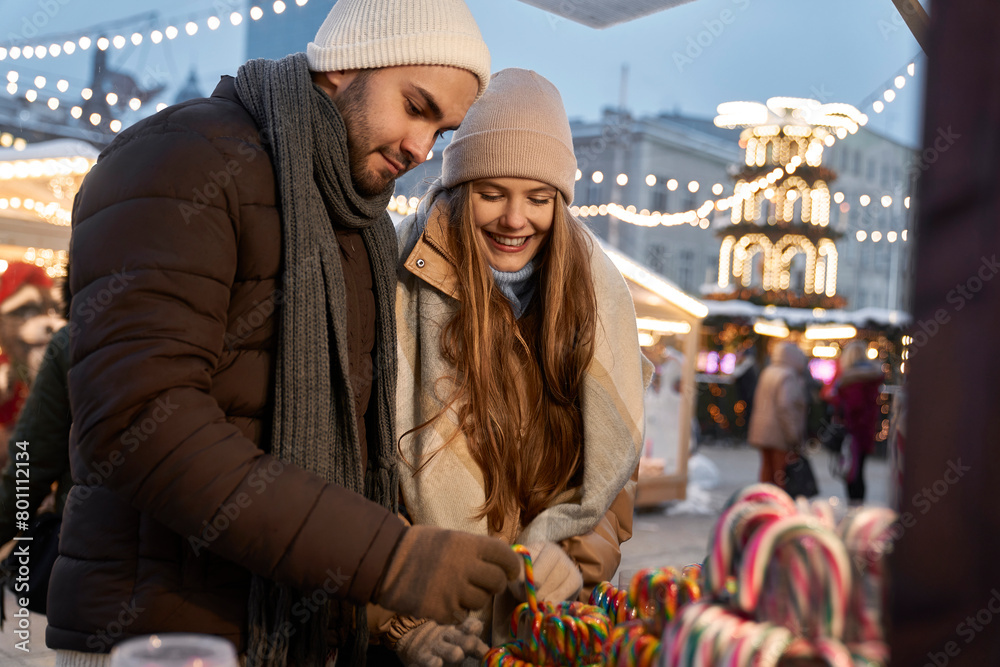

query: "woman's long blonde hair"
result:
(407, 182), (598, 533)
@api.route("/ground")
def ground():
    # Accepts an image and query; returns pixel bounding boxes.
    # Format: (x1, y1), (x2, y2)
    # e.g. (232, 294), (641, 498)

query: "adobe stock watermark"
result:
(540, 0), (575, 31)
(250, 568), (352, 656)
(85, 601), (146, 651)
(575, 112), (632, 175)
(905, 126), (961, 192)
(50, 266), (137, 369)
(672, 0), (751, 73)
(907, 254), (1000, 355)
(179, 134), (265, 224)
(878, 3), (924, 41)
(65, 395), (182, 508)
(222, 254), (319, 352)
(71, 268), (136, 325)
(853, 458), (970, 574)
(5, 0), (74, 43)
(188, 458), (286, 555)
(922, 588), (1000, 667)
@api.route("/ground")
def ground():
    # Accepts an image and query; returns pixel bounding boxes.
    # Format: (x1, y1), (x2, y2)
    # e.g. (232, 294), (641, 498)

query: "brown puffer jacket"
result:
(46, 77), (404, 653)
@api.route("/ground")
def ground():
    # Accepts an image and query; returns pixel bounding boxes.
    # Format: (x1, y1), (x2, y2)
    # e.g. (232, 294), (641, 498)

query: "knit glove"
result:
(509, 541), (583, 603)
(374, 525), (521, 625)
(396, 617), (489, 667)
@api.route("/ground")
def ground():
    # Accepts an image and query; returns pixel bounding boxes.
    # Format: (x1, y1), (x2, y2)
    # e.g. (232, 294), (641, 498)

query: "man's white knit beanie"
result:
(307, 0), (491, 100)
(442, 68), (577, 204)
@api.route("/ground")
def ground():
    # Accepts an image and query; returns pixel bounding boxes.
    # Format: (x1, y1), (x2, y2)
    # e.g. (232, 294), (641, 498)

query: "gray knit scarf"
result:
(235, 53), (399, 667)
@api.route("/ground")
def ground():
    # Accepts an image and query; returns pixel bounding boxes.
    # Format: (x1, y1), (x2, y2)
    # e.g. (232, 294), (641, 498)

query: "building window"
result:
(680, 249), (695, 290)
(853, 151), (862, 175)
(587, 181), (602, 204)
(647, 244), (669, 275)
(684, 192), (697, 212)
(653, 189), (668, 213)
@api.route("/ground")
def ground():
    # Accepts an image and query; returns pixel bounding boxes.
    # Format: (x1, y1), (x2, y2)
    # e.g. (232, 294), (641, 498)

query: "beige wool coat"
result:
(747, 341), (809, 452)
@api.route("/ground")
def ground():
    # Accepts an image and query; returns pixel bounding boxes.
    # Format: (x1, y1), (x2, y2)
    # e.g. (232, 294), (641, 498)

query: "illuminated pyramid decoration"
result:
(713, 98), (866, 308)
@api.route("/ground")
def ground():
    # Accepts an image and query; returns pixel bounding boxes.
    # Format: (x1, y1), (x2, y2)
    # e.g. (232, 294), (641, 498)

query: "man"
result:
(46, 1), (520, 665)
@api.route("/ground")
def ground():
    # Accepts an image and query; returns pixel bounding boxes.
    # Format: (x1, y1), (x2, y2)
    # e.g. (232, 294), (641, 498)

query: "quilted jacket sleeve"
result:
(67, 112), (402, 602)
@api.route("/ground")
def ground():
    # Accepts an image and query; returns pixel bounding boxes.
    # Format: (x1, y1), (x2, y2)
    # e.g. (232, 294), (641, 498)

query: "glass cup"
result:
(109, 634), (239, 667)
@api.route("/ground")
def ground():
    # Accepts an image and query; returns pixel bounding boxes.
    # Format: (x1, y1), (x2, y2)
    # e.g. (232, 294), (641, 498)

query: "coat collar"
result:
(402, 202), (461, 300)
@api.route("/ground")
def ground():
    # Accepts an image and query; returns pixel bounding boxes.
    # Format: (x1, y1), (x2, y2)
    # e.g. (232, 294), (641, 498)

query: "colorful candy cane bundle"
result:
(837, 506), (896, 662)
(601, 565), (704, 667)
(590, 580), (637, 626)
(484, 545), (611, 667)
(483, 485), (895, 666)
(658, 483), (896, 666)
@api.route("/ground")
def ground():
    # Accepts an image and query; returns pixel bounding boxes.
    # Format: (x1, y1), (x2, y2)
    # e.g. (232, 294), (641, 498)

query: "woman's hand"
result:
(396, 617), (489, 667)
(509, 541), (583, 603)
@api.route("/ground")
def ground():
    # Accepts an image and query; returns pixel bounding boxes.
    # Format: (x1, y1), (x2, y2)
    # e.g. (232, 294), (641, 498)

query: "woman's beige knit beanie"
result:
(441, 68), (577, 204)
(307, 0), (491, 100)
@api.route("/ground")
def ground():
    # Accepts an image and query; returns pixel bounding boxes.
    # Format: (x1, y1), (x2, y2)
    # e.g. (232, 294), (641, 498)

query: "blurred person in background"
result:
(747, 341), (808, 488)
(824, 341), (884, 505)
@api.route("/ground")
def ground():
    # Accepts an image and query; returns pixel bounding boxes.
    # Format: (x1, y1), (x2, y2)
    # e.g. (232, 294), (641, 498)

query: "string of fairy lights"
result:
(0, 0), (314, 134)
(0, 1), (310, 63)
(3, 3), (920, 256)
(391, 55), (923, 238)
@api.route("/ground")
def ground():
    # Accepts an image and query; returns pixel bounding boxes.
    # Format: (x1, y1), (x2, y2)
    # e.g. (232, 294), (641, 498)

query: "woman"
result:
(378, 69), (651, 666)
(747, 341), (808, 489)
(825, 341), (884, 504)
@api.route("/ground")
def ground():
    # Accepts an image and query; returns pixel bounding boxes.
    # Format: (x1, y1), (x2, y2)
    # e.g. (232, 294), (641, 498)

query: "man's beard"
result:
(333, 72), (412, 197)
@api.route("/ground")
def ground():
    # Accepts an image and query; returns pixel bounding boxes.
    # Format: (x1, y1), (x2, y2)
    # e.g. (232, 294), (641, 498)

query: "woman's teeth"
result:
(488, 232), (527, 247)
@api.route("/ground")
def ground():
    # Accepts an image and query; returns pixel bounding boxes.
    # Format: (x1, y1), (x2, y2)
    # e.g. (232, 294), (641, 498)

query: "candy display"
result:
(484, 545), (611, 667)
(664, 484), (895, 665)
(599, 565), (704, 666)
(483, 484), (895, 666)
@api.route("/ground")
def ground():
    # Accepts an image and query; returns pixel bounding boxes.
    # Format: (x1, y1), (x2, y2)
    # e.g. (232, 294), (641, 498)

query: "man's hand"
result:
(374, 525), (520, 624)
